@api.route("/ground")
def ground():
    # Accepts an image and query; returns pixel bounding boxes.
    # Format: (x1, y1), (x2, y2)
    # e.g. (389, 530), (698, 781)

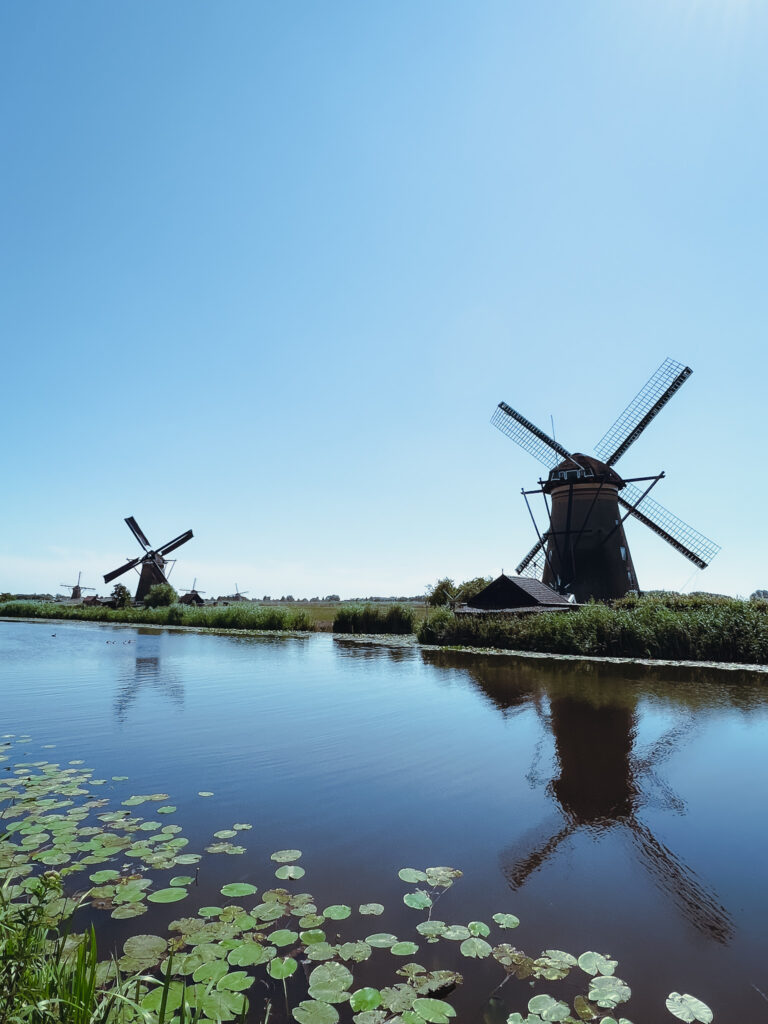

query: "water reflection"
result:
(422, 649), (735, 944)
(114, 631), (184, 723)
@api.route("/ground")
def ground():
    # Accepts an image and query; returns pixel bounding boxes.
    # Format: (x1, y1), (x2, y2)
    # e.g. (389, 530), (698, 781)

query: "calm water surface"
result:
(2, 619), (767, 1023)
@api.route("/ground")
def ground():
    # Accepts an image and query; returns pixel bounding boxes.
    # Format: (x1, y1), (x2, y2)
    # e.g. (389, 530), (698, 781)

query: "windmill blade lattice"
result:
(595, 358), (692, 467)
(619, 484), (720, 568)
(491, 402), (575, 469)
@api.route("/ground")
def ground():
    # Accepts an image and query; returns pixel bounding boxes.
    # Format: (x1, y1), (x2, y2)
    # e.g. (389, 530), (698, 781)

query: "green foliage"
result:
(0, 593), (13, 604)
(427, 578), (456, 608)
(0, 601), (314, 632)
(111, 583), (132, 609)
(417, 594), (768, 664)
(143, 584), (179, 608)
(427, 577), (492, 608)
(333, 603), (416, 634)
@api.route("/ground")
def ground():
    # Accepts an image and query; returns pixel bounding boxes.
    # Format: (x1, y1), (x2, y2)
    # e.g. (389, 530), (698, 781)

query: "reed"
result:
(333, 603), (416, 634)
(418, 595), (768, 664)
(0, 601), (314, 633)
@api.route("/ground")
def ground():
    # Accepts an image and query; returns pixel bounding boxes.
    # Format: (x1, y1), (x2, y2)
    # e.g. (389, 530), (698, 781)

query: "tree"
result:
(427, 578), (456, 607)
(143, 583), (178, 607)
(750, 590), (768, 602)
(455, 576), (492, 603)
(111, 583), (132, 608)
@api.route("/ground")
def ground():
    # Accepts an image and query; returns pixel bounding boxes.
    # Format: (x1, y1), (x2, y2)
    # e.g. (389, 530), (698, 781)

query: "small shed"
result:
(179, 590), (204, 606)
(457, 574), (575, 615)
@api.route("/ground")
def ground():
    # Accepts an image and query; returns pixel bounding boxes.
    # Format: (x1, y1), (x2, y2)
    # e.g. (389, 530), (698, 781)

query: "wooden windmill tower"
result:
(492, 358), (719, 602)
(103, 517), (193, 603)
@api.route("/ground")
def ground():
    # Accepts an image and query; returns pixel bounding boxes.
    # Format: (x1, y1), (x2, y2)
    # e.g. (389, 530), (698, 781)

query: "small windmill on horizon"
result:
(60, 572), (94, 601)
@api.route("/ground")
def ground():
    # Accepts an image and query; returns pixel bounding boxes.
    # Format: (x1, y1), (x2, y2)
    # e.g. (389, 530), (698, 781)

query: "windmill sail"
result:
(618, 484), (720, 568)
(595, 359), (692, 467)
(515, 538), (547, 577)
(492, 403), (576, 469)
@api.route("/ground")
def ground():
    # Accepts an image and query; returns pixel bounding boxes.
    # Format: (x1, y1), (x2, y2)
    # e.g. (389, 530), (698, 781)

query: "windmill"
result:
(60, 572), (94, 601)
(230, 584), (249, 602)
(179, 579), (206, 606)
(103, 517), (193, 603)
(491, 358), (720, 602)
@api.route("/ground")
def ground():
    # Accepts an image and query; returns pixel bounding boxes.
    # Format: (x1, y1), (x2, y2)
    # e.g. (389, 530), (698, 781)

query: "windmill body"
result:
(542, 454), (638, 602)
(103, 517), (193, 603)
(492, 359), (719, 601)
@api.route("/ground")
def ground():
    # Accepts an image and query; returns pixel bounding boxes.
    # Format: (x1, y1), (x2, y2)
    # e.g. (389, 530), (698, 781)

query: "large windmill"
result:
(103, 517), (193, 603)
(491, 358), (719, 602)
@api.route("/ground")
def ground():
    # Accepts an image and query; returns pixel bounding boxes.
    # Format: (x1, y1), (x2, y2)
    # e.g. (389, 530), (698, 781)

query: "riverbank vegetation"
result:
(0, 738), (714, 1024)
(418, 593), (768, 664)
(0, 600), (314, 632)
(333, 603), (416, 634)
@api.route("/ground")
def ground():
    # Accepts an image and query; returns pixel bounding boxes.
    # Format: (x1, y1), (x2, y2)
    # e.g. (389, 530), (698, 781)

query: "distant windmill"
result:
(179, 578), (206, 606)
(231, 584), (249, 602)
(103, 517), (193, 603)
(492, 358), (720, 601)
(60, 572), (94, 601)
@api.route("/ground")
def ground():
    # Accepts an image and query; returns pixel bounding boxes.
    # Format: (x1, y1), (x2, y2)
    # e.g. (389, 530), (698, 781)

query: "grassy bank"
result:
(418, 594), (768, 664)
(333, 602), (416, 634)
(0, 600), (314, 632)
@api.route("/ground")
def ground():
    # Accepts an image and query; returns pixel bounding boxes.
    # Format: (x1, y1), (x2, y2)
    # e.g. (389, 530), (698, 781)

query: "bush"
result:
(417, 595), (768, 664)
(143, 583), (178, 607)
(333, 603), (416, 634)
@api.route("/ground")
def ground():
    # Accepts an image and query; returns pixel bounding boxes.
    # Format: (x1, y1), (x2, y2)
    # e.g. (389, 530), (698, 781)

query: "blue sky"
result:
(2, 1), (766, 599)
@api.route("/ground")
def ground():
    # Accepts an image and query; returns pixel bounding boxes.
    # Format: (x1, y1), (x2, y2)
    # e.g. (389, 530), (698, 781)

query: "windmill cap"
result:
(545, 454), (625, 490)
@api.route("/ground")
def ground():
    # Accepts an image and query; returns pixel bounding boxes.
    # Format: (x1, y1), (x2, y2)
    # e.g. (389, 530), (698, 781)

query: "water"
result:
(2, 618), (767, 1022)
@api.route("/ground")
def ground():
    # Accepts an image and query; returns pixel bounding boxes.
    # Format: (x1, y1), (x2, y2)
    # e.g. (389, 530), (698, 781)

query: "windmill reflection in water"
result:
(423, 651), (733, 945)
(113, 630), (184, 723)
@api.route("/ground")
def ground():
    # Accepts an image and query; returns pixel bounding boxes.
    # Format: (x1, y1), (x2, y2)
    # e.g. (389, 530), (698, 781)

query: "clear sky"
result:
(2, 1), (766, 599)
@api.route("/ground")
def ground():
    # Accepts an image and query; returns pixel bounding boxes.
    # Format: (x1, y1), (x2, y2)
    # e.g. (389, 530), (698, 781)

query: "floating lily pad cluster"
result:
(0, 737), (715, 1024)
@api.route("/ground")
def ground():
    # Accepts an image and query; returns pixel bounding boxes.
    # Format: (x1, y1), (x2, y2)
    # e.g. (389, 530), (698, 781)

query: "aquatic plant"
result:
(333, 604), (415, 635)
(0, 737), (715, 1023)
(418, 596), (768, 664)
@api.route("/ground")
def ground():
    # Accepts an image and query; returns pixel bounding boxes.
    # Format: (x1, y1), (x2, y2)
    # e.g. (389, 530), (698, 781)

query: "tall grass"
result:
(0, 873), (245, 1024)
(333, 603), (416, 634)
(0, 602), (314, 632)
(418, 595), (768, 664)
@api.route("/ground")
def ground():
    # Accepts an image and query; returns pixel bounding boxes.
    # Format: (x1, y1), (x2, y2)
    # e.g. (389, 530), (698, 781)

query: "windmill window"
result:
(620, 546), (627, 561)
(627, 570), (633, 581)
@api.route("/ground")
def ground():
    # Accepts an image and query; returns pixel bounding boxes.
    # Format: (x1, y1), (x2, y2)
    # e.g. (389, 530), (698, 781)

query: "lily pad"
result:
(111, 902), (147, 919)
(228, 942), (273, 967)
(148, 887), (187, 904)
(271, 928), (299, 947)
(588, 975), (631, 1010)
(578, 951), (618, 977)
(528, 994), (571, 1021)
(123, 934), (167, 964)
(271, 849), (302, 863)
(359, 903), (384, 916)
(221, 882), (258, 898)
(398, 868), (428, 884)
(217, 970), (253, 992)
(391, 942), (420, 956)
(269, 956), (298, 979)
(365, 933), (398, 948)
(276, 864), (305, 880)
(293, 1001), (339, 1024)
(411, 997), (457, 1022)
(350, 989), (381, 1012)
(323, 904), (351, 920)
(441, 925), (470, 941)
(459, 937), (492, 959)
(309, 962), (354, 1001)
(170, 875), (194, 886)
(338, 940), (372, 962)
(492, 913), (519, 929)
(666, 992), (714, 1023)
(404, 891), (432, 910)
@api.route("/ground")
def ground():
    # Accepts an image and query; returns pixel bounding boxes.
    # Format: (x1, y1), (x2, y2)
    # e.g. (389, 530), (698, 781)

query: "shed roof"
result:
(466, 574), (573, 610)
